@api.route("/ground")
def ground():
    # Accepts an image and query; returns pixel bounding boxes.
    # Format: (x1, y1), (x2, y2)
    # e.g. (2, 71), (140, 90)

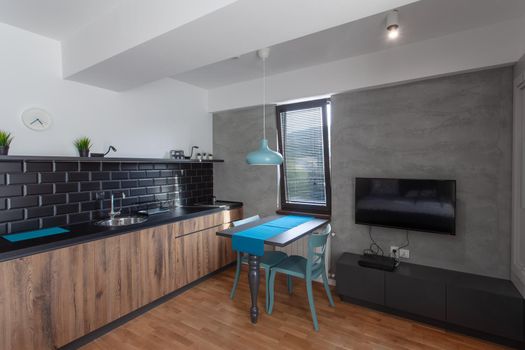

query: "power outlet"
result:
(390, 246), (399, 258)
(399, 248), (410, 259)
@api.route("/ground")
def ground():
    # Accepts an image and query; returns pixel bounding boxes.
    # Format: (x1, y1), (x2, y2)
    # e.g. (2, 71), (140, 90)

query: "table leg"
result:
(248, 254), (260, 323)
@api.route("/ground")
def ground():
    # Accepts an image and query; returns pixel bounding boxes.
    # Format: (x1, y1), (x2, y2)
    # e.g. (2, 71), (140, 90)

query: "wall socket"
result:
(390, 246), (399, 258)
(390, 246), (410, 259)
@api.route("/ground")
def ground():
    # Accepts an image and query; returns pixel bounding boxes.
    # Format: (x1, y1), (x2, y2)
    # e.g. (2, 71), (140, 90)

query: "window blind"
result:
(280, 106), (327, 206)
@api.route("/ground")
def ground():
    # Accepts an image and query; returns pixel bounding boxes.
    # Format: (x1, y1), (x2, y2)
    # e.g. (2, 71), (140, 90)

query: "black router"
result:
(358, 253), (397, 271)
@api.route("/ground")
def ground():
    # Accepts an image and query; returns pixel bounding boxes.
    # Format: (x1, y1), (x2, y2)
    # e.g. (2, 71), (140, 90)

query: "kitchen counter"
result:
(0, 203), (240, 262)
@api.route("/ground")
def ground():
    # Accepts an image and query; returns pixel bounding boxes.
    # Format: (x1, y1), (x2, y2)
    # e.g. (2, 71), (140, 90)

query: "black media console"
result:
(336, 253), (524, 348)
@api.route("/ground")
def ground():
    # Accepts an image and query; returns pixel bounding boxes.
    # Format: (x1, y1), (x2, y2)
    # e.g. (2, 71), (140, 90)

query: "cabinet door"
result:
(385, 273), (446, 321)
(174, 231), (205, 288)
(139, 225), (171, 306)
(93, 235), (123, 328)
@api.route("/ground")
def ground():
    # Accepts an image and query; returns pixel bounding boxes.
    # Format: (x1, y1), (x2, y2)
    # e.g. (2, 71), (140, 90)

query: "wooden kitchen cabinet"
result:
(0, 208), (242, 350)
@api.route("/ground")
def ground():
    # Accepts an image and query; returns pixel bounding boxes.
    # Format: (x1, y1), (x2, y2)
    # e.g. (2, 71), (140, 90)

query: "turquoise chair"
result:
(268, 224), (335, 331)
(230, 215), (288, 312)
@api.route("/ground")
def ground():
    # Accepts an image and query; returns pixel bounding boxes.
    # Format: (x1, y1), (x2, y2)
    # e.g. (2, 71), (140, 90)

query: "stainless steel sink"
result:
(95, 216), (148, 227)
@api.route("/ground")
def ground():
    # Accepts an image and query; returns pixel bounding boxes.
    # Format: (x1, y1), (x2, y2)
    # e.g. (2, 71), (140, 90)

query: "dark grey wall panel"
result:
(331, 67), (513, 279)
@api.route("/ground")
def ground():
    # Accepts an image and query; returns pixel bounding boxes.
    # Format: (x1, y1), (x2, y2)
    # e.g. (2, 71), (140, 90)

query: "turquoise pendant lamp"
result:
(246, 48), (283, 165)
(246, 139), (283, 165)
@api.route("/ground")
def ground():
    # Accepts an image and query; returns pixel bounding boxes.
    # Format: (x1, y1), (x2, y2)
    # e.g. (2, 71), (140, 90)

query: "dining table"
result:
(216, 215), (329, 324)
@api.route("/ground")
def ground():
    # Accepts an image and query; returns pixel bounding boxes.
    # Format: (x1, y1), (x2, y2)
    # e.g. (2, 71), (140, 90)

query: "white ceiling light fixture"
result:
(386, 10), (400, 39)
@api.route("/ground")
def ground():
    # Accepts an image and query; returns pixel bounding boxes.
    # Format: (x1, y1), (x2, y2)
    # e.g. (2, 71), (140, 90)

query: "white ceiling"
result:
(0, 0), (123, 40)
(174, 0), (525, 89)
(0, 0), (523, 92)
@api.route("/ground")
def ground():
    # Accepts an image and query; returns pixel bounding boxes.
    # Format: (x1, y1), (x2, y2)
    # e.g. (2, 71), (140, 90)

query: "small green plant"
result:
(73, 137), (92, 151)
(0, 130), (13, 147)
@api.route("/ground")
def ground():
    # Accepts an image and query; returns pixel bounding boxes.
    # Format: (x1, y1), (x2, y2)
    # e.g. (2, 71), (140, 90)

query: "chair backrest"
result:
(306, 224), (331, 278)
(233, 215), (260, 227)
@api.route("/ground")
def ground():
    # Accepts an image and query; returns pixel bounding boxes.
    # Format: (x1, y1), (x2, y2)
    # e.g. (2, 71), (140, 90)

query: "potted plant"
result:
(74, 137), (92, 157)
(0, 130), (13, 156)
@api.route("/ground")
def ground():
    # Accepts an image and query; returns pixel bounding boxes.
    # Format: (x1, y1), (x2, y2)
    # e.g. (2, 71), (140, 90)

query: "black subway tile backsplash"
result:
(0, 185), (23, 198)
(55, 162), (78, 172)
(0, 161), (23, 173)
(56, 203), (80, 215)
(91, 172), (110, 181)
(8, 196), (39, 209)
(0, 209), (24, 223)
(69, 172), (90, 182)
(26, 206), (54, 219)
(42, 215), (67, 227)
(80, 182), (101, 191)
(80, 162), (101, 172)
(68, 212), (91, 225)
(40, 194), (67, 206)
(26, 184), (54, 195)
(68, 192), (91, 203)
(55, 183), (79, 193)
(0, 159), (213, 233)
(26, 162), (53, 172)
(7, 173), (38, 185)
(102, 163), (120, 171)
(40, 172), (66, 183)
(9, 219), (40, 233)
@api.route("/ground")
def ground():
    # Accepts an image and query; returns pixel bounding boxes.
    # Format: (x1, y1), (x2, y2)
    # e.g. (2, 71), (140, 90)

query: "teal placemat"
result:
(262, 215), (313, 229)
(2, 227), (71, 243)
(232, 215), (314, 256)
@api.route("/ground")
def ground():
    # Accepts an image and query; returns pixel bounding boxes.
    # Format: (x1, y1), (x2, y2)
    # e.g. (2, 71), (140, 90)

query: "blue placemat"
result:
(2, 227), (71, 243)
(262, 215), (313, 229)
(232, 215), (314, 256)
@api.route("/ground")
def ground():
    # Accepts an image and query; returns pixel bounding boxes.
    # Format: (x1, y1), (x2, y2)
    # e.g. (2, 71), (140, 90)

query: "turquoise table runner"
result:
(232, 215), (313, 256)
(2, 227), (70, 243)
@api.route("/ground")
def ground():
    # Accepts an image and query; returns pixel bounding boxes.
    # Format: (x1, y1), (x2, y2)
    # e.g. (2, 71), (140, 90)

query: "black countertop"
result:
(0, 201), (242, 263)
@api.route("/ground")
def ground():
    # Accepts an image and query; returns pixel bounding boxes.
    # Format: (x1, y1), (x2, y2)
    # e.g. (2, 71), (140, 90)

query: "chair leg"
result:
(230, 252), (242, 300)
(287, 275), (293, 294)
(265, 267), (270, 313)
(322, 270), (335, 307)
(306, 279), (319, 331)
(268, 270), (277, 315)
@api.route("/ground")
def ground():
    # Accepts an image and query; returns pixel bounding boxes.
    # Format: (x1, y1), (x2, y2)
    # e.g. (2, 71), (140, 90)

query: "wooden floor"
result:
(82, 266), (509, 350)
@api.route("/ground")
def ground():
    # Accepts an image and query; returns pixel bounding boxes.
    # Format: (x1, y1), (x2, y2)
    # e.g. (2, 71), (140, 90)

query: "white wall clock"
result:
(21, 108), (52, 131)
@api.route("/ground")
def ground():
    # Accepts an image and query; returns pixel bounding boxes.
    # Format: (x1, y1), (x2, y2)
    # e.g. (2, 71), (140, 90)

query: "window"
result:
(276, 99), (331, 215)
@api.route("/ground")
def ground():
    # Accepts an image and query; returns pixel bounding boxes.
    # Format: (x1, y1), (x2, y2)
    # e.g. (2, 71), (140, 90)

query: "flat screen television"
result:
(355, 178), (456, 234)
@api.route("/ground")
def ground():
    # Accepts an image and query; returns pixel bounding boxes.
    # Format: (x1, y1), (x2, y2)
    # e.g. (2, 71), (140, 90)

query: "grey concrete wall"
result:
(213, 67), (513, 279)
(213, 105), (280, 218)
(332, 67), (513, 278)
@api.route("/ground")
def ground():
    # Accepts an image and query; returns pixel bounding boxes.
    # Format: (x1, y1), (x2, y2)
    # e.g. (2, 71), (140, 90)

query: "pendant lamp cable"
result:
(262, 55), (266, 140)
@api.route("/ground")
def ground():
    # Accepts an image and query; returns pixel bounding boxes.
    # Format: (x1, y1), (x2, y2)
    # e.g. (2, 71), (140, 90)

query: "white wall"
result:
(209, 16), (525, 112)
(0, 23), (212, 158)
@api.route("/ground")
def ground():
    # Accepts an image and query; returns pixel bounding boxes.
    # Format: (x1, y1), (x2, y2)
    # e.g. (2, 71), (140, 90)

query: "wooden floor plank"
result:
(81, 266), (510, 350)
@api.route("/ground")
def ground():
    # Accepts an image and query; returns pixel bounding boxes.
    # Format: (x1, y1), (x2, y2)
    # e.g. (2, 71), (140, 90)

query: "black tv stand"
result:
(336, 253), (524, 348)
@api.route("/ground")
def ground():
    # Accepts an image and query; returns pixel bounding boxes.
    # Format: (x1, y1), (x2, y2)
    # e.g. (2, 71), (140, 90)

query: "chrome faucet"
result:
(109, 193), (126, 220)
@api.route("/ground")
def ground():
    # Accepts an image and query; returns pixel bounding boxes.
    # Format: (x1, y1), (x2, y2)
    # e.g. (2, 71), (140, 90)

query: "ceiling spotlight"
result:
(386, 10), (399, 39)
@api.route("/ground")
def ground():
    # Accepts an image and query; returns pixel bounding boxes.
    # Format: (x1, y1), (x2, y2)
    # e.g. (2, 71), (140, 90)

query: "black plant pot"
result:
(78, 149), (89, 157)
(0, 146), (9, 156)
